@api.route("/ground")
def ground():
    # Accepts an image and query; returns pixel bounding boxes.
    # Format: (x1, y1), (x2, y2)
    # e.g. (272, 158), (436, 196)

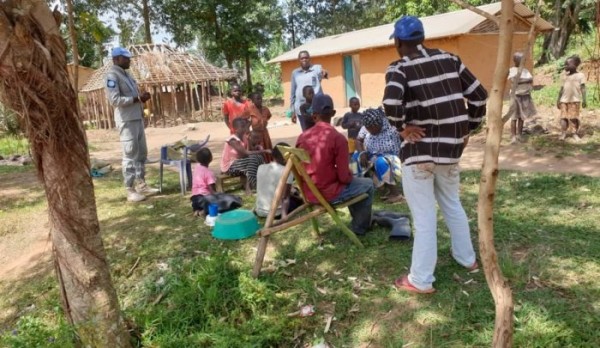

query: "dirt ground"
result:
(2, 105), (600, 282)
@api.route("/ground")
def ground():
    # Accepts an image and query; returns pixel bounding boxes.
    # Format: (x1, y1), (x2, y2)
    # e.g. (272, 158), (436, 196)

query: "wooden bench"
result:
(252, 146), (366, 278)
(215, 173), (243, 193)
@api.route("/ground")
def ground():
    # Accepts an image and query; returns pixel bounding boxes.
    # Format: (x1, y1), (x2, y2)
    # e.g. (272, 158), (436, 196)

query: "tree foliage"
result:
(155, 0), (283, 67)
(62, 0), (114, 68)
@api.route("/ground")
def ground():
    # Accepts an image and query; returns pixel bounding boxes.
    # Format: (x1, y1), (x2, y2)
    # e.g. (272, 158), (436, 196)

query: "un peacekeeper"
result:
(105, 47), (158, 202)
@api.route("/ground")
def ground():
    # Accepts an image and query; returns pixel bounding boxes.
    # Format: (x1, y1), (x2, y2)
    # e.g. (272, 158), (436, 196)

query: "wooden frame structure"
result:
(79, 44), (238, 128)
(252, 146), (367, 278)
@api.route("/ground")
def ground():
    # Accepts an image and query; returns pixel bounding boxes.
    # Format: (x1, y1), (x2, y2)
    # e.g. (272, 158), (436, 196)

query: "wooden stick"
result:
(449, 0), (499, 25)
(126, 257), (141, 277)
(259, 207), (325, 237)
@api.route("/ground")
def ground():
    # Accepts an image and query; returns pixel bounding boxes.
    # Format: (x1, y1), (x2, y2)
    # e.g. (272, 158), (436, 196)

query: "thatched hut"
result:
(80, 44), (238, 129)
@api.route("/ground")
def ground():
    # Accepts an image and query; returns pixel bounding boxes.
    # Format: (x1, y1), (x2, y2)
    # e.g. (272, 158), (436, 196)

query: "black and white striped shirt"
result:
(383, 45), (488, 166)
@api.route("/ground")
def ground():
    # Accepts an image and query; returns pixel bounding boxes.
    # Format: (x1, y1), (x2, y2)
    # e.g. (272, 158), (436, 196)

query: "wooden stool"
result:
(216, 173), (243, 193)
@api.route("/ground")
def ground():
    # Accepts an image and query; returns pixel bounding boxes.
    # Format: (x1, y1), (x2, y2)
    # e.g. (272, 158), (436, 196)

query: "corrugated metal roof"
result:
(269, 1), (553, 63)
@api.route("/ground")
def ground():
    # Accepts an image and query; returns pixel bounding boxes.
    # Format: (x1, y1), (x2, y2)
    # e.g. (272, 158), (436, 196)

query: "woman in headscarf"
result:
(353, 107), (403, 203)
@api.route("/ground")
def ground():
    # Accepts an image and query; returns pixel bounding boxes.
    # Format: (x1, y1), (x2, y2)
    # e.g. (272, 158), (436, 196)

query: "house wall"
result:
(359, 37), (459, 108)
(458, 33), (533, 93)
(280, 33), (534, 111)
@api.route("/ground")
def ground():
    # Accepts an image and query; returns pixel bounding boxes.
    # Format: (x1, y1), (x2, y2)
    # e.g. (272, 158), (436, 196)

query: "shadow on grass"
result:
(1, 169), (599, 346)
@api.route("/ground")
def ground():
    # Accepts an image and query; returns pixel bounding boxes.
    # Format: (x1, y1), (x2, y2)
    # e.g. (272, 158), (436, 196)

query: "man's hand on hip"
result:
(400, 125), (426, 143)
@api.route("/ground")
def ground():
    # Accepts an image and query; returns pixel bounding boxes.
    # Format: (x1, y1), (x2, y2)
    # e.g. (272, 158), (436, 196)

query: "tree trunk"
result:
(551, 1), (580, 59)
(0, 1), (131, 347)
(538, 0), (580, 63)
(289, 0), (296, 48)
(245, 50), (253, 92)
(477, 0), (515, 346)
(142, 0), (152, 44)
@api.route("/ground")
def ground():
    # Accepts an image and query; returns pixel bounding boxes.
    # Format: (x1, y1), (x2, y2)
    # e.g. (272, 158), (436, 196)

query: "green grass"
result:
(1, 168), (600, 347)
(0, 135), (29, 157)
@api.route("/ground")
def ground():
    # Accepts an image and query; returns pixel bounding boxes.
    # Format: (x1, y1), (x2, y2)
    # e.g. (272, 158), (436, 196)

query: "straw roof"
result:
(269, 1), (554, 63)
(80, 44), (238, 92)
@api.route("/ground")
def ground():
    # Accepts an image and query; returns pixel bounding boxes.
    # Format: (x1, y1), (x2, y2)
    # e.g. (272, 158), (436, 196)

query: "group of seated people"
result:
(191, 86), (404, 236)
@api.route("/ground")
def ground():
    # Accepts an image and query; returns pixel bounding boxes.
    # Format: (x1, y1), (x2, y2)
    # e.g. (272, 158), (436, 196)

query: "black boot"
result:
(372, 211), (412, 241)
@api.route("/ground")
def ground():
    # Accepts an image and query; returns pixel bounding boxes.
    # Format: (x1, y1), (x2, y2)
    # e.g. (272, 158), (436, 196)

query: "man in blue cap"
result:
(296, 94), (374, 235)
(105, 47), (156, 202)
(383, 16), (488, 293)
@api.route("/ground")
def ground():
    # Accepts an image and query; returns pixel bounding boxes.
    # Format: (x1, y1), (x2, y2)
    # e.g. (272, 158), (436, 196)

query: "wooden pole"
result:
(477, 0), (515, 346)
(208, 81), (213, 119)
(159, 84), (165, 127)
(183, 83), (189, 117)
(194, 83), (203, 120)
(171, 85), (178, 126)
(91, 92), (99, 129)
(188, 83), (195, 119)
(151, 86), (158, 127)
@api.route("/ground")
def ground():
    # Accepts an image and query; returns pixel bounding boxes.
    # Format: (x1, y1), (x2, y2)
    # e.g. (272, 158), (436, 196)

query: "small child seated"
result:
(341, 97), (363, 153)
(191, 148), (217, 216)
(255, 143), (302, 219)
(299, 85), (316, 131)
(248, 130), (265, 151)
(192, 147), (243, 216)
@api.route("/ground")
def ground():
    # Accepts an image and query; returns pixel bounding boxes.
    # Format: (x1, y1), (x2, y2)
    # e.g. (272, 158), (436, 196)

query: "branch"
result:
(449, 0), (499, 25)
(502, 0), (543, 123)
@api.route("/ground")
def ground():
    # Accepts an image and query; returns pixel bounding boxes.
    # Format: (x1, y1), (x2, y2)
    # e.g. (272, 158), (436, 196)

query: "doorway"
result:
(343, 54), (361, 106)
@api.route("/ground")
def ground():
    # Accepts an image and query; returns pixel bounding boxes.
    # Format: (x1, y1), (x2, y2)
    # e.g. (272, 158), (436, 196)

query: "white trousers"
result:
(402, 163), (476, 290)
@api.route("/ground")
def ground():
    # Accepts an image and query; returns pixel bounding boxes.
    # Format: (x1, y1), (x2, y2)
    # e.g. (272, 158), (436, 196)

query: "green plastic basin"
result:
(212, 209), (261, 240)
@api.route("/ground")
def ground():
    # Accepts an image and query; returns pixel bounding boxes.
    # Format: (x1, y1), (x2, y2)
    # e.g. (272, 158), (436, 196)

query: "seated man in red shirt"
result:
(296, 94), (374, 235)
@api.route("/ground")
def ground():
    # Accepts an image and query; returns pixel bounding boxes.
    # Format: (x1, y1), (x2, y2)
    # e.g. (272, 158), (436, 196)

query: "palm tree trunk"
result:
(477, 0), (515, 346)
(0, 1), (131, 347)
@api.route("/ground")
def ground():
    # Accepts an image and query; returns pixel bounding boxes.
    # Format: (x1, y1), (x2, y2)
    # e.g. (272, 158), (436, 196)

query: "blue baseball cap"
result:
(111, 47), (132, 58)
(389, 16), (425, 41)
(311, 93), (334, 114)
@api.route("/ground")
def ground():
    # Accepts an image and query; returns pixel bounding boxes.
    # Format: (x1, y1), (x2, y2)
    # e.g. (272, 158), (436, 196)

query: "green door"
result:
(343, 55), (356, 103)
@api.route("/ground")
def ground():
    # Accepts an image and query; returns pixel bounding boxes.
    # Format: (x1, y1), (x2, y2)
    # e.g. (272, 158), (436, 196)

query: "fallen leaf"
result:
(324, 315), (333, 333)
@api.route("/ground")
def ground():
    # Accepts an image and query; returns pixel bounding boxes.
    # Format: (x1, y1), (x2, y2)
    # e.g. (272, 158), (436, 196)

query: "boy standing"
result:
(299, 85), (316, 131)
(296, 94), (374, 235)
(557, 55), (587, 141)
(507, 52), (536, 144)
(341, 97), (363, 153)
